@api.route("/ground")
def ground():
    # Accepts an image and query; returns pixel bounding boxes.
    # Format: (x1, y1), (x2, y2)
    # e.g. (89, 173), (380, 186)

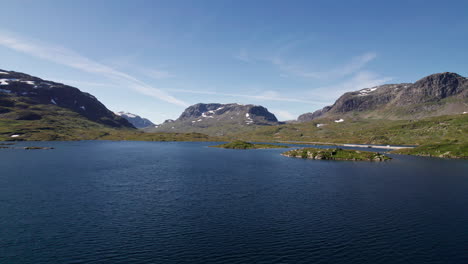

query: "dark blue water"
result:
(1, 141), (467, 264)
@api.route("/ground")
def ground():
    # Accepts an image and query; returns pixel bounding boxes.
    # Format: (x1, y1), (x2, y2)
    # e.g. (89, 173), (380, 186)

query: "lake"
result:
(0, 141), (467, 264)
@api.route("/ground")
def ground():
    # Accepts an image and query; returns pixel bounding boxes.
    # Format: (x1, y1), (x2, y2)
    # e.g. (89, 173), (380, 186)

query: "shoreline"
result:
(276, 141), (415, 150)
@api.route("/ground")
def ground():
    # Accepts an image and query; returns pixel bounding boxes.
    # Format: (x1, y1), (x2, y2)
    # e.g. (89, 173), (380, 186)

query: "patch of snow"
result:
(0, 71), (9, 74)
(358, 86), (379, 96)
(0, 88), (11, 93)
(50, 99), (57, 105)
(245, 112), (254, 124)
(80, 106), (86, 111)
(21, 92), (29, 95)
(21, 80), (35, 85)
(215, 106), (225, 111)
(197, 119), (202, 122)
(463, 112), (467, 114)
(171, 126), (175, 129)
(201, 112), (214, 118)
(10, 135), (20, 138)
(334, 119), (344, 123)
(0, 79), (10, 85)
(316, 123), (326, 127)
(118, 112), (137, 118)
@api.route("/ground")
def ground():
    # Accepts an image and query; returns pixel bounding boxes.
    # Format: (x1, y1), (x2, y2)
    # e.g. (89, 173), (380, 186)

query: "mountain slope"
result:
(298, 72), (468, 122)
(147, 103), (280, 136)
(115, 111), (154, 128)
(0, 69), (134, 128)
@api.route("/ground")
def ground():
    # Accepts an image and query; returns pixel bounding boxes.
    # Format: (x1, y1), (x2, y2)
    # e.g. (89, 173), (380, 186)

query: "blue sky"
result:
(1, 0), (467, 123)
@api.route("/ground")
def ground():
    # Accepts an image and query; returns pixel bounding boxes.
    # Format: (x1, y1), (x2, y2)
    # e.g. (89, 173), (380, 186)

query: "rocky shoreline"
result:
(282, 147), (390, 161)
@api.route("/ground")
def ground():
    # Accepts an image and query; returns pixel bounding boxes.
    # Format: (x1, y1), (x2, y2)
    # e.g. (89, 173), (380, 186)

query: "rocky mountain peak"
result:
(297, 72), (468, 122)
(178, 103), (278, 124)
(147, 102), (279, 135)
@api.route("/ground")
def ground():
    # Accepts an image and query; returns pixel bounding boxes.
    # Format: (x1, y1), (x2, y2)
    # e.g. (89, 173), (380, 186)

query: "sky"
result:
(0, 0), (467, 123)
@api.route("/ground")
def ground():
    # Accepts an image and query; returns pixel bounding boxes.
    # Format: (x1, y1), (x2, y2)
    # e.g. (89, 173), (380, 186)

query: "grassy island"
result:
(282, 147), (391, 161)
(211, 140), (288, 149)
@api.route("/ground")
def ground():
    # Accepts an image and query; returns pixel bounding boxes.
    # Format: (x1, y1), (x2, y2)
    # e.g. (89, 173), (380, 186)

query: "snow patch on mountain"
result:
(358, 87), (379, 96)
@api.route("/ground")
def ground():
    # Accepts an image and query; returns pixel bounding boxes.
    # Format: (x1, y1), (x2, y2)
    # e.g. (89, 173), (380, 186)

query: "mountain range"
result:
(0, 69), (466, 153)
(298, 72), (467, 122)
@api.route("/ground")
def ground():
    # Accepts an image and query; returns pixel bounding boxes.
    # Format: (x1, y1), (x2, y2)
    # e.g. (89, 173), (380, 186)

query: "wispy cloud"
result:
(140, 68), (175, 80)
(270, 52), (377, 80)
(271, 109), (295, 121)
(308, 71), (393, 101)
(167, 88), (325, 104)
(0, 30), (188, 106)
(50, 79), (114, 88)
(234, 49), (251, 62)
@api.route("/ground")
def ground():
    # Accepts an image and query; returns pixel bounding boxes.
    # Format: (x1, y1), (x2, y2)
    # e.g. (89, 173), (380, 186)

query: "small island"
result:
(282, 147), (391, 161)
(24, 146), (54, 150)
(211, 140), (289, 149)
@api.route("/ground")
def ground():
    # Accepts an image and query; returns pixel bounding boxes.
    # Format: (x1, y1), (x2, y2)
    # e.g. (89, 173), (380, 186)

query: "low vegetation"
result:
(231, 114), (468, 158)
(211, 140), (288, 149)
(392, 142), (468, 159)
(282, 147), (391, 161)
(236, 114), (468, 145)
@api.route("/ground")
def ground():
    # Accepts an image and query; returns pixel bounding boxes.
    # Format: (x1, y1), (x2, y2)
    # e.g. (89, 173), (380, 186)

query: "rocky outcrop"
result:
(395, 72), (467, 105)
(282, 147), (390, 161)
(297, 72), (468, 121)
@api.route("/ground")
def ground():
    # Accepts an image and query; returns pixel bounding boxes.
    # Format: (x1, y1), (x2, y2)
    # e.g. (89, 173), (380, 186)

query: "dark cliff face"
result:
(297, 72), (467, 121)
(248, 106), (278, 123)
(115, 112), (154, 128)
(395, 72), (467, 105)
(0, 69), (134, 128)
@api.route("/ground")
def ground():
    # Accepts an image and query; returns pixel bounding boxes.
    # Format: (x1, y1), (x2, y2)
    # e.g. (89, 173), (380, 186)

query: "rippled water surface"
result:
(1, 141), (467, 264)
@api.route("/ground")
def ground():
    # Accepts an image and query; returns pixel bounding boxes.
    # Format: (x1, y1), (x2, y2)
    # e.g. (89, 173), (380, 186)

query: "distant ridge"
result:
(115, 111), (154, 128)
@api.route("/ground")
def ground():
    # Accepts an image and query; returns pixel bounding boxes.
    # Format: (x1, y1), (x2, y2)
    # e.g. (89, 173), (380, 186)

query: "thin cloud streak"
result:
(167, 88), (325, 104)
(0, 31), (188, 107)
(307, 71), (393, 101)
(270, 52), (377, 80)
(271, 109), (295, 121)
